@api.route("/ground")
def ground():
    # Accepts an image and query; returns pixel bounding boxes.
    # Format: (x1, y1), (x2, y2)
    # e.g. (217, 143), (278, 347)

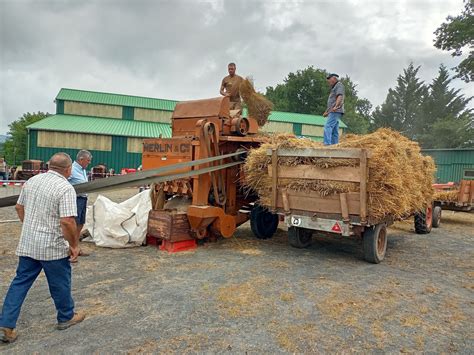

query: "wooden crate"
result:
(147, 210), (193, 242)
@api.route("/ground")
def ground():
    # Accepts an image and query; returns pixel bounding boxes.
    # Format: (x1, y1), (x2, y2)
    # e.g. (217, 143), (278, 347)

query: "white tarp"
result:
(84, 190), (152, 248)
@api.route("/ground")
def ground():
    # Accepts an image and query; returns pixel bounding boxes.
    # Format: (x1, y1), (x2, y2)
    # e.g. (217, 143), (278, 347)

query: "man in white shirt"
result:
(0, 152), (85, 344)
(69, 150), (92, 252)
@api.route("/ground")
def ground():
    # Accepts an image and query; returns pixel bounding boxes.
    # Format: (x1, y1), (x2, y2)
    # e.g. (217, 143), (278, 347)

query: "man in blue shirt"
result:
(323, 73), (345, 145)
(69, 150), (92, 257)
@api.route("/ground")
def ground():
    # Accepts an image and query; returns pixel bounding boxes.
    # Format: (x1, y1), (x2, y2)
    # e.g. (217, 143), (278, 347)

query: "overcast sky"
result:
(0, 0), (472, 134)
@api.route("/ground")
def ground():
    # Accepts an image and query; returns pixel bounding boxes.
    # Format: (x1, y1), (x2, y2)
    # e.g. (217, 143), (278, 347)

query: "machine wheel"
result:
(250, 205), (278, 239)
(288, 227), (313, 248)
(432, 206), (442, 228)
(234, 117), (250, 136)
(414, 205), (433, 234)
(363, 223), (387, 264)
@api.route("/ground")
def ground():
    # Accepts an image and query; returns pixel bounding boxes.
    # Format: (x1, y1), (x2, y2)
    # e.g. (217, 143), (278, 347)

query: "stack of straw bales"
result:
(433, 190), (459, 202)
(243, 128), (436, 221)
(239, 78), (273, 126)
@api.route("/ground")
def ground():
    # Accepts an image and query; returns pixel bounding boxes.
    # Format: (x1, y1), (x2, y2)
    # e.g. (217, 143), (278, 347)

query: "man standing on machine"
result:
(220, 62), (244, 110)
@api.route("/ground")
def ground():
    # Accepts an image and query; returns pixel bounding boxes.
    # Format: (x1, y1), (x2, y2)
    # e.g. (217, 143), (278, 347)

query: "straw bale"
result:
(243, 128), (436, 221)
(433, 190), (459, 202)
(240, 78), (273, 126)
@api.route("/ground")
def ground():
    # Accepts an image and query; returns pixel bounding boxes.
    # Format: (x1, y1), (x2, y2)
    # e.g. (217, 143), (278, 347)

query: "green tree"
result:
(418, 65), (473, 148)
(3, 112), (49, 165)
(371, 63), (428, 138)
(425, 115), (473, 148)
(341, 78), (371, 134)
(434, 1), (474, 82)
(265, 66), (371, 134)
(265, 66), (328, 114)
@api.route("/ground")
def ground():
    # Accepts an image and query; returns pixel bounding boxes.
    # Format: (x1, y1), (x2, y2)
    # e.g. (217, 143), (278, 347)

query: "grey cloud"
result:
(1, 0), (472, 134)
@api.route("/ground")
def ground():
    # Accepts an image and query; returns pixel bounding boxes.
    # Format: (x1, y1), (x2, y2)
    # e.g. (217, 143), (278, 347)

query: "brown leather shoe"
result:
(0, 327), (18, 344)
(57, 312), (85, 330)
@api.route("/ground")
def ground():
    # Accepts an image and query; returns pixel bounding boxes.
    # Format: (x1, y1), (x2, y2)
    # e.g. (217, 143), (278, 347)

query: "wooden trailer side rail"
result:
(267, 148), (371, 225)
(458, 180), (474, 204)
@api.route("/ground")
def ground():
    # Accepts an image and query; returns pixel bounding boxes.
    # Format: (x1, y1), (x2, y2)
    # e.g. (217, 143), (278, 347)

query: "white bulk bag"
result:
(84, 190), (152, 248)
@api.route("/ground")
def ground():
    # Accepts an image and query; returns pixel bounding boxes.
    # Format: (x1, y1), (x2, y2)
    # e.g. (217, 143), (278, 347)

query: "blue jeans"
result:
(76, 196), (88, 225)
(324, 112), (342, 145)
(0, 256), (74, 328)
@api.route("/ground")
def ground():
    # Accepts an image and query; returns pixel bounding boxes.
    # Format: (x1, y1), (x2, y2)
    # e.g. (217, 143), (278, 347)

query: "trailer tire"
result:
(414, 205), (433, 234)
(363, 223), (387, 264)
(250, 205), (278, 239)
(288, 227), (313, 248)
(432, 206), (442, 228)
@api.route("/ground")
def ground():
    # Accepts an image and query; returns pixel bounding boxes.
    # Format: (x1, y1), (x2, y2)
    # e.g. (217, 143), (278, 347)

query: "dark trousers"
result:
(0, 256), (74, 328)
(76, 196), (88, 225)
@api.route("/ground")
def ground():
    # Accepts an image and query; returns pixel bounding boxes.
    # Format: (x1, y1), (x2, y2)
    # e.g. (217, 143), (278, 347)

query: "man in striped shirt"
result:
(0, 153), (85, 344)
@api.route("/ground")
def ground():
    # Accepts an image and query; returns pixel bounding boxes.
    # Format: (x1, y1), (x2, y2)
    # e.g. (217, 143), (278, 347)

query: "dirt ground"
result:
(0, 188), (473, 353)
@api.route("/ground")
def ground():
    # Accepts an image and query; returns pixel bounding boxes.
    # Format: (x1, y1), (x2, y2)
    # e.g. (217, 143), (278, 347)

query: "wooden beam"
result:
(267, 148), (372, 159)
(281, 188), (290, 214)
(268, 165), (361, 182)
(340, 193), (349, 222)
(359, 150), (368, 224)
(271, 149), (278, 211)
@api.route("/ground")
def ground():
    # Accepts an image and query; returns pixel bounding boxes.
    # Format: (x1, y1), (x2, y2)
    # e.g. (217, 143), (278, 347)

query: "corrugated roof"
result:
(56, 88), (179, 111)
(268, 111), (347, 128)
(27, 114), (171, 138)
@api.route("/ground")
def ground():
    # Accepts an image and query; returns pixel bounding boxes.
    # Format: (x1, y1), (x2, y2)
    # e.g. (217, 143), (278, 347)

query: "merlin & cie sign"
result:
(143, 140), (192, 157)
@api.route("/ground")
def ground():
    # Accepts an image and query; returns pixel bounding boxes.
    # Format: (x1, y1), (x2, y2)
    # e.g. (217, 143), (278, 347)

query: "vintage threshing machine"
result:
(142, 96), (277, 248)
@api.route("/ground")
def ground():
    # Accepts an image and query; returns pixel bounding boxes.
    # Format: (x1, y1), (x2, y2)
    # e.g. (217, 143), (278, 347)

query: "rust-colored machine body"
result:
(142, 96), (262, 240)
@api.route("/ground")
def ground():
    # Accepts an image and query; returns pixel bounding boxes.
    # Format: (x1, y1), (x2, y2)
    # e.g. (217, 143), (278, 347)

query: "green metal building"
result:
(27, 89), (174, 172)
(27, 88), (346, 171)
(422, 149), (474, 183)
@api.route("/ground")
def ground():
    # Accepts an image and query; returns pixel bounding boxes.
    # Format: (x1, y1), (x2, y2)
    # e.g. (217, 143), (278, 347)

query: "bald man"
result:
(0, 153), (85, 344)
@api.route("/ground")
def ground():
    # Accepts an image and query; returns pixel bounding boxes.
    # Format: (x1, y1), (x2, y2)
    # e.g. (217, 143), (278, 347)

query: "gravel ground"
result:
(0, 189), (473, 353)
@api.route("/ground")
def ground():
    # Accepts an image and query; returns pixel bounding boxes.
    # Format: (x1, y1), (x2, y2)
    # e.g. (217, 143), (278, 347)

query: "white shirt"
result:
(16, 170), (77, 261)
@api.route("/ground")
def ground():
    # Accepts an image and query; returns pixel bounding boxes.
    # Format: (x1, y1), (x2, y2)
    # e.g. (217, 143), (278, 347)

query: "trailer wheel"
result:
(250, 205), (278, 239)
(414, 205), (433, 234)
(363, 223), (387, 264)
(432, 206), (442, 228)
(288, 227), (313, 248)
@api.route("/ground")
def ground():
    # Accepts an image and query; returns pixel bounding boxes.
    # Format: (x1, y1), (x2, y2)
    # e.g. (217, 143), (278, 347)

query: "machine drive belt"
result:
(0, 151), (245, 208)
(79, 161), (243, 193)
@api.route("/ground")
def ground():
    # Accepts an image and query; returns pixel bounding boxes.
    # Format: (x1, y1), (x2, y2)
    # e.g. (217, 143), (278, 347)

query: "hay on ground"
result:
(239, 78), (273, 126)
(243, 128), (436, 221)
(433, 190), (459, 202)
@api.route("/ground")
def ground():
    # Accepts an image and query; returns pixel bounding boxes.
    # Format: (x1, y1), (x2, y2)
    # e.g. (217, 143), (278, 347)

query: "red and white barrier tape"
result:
(1, 180), (26, 187)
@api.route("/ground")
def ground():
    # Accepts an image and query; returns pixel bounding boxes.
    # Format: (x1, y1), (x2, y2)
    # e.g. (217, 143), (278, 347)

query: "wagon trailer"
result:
(252, 147), (435, 263)
(433, 180), (473, 214)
